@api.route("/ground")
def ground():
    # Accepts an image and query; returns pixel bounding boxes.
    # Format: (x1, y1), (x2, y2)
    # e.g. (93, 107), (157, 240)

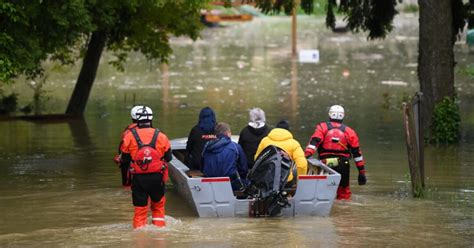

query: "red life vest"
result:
(130, 128), (165, 174)
(320, 121), (350, 157)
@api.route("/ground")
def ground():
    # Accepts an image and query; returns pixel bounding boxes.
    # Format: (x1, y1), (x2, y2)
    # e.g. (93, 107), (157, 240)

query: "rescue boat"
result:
(169, 136), (341, 217)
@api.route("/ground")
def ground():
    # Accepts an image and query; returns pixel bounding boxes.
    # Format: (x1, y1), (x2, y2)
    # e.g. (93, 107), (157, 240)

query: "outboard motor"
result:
(247, 145), (296, 217)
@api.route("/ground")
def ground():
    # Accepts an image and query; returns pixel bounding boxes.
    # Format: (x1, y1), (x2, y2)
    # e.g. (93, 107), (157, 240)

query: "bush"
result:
(430, 97), (460, 144)
(0, 93), (18, 115)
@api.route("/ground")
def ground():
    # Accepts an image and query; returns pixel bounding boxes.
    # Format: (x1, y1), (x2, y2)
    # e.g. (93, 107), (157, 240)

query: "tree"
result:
(66, 0), (207, 115)
(417, 0), (466, 139)
(249, 0), (470, 141)
(1, 0), (208, 115)
(0, 1), (92, 83)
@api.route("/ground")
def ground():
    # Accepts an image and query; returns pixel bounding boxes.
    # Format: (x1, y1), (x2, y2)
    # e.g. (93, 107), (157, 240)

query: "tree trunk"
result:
(418, 0), (455, 137)
(65, 31), (107, 115)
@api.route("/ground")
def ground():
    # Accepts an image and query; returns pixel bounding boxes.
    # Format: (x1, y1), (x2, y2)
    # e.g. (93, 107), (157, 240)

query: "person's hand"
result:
(304, 150), (312, 159)
(113, 154), (121, 164)
(358, 170), (367, 185)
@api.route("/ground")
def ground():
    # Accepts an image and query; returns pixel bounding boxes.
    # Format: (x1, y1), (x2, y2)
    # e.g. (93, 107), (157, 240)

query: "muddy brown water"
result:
(0, 15), (472, 247)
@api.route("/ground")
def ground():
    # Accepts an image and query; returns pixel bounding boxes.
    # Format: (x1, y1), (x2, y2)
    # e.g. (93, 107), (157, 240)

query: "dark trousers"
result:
(120, 164), (132, 186)
(332, 158), (350, 188)
(132, 173), (165, 206)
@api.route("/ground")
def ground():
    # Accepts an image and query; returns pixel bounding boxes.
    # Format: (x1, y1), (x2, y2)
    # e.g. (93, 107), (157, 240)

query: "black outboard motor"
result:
(247, 145), (296, 217)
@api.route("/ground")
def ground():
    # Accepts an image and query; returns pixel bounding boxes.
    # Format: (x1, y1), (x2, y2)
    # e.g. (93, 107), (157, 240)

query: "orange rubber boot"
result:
(151, 197), (166, 227)
(133, 206), (148, 229)
(336, 186), (352, 200)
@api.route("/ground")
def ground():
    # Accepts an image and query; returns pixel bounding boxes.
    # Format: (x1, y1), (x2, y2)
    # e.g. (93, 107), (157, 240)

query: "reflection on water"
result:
(0, 14), (473, 246)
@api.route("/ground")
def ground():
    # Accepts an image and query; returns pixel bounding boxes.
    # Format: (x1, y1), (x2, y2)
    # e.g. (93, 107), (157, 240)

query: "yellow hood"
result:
(267, 128), (293, 142)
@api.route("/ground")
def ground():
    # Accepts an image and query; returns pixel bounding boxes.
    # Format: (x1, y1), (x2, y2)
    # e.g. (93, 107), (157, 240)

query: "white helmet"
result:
(135, 106), (153, 121)
(328, 105), (345, 120)
(130, 106), (142, 120)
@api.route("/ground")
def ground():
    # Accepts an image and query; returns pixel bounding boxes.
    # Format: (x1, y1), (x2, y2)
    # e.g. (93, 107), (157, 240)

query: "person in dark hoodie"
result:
(186, 107), (217, 171)
(202, 122), (249, 190)
(238, 108), (271, 169)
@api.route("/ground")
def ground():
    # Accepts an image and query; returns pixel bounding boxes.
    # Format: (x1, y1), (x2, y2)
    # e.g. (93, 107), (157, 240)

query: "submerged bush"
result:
(430, 97), (460, 144)
(0, 93), (18, 115)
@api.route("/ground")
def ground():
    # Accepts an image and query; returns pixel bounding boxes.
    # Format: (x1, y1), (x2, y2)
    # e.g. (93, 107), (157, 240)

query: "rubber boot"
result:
(151, 197), (166, 227)
(336, 186), (352, 200)
(133, 206), (148, 229)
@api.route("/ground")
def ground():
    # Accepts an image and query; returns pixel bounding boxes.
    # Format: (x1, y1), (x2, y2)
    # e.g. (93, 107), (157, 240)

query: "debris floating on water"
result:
(381, 81), (408, 86)
(173, 94), (188, 99)
(195, 86), (204, 91)
(280, 79), (290, 86)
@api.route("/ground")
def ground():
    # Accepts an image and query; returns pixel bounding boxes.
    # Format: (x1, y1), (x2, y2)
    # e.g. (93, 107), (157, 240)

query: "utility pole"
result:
(291, 6), (297, 57)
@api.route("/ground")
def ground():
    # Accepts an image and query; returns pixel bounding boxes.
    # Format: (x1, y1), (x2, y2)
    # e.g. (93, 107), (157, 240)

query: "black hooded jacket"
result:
(238, 124), (271, 169)
(186, 125), (216, 171)
(185, 107), (217, 171)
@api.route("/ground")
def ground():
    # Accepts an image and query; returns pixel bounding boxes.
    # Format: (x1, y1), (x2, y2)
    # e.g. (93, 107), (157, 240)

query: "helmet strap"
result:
(137, 121), (152, 128)
(329, 118), (343, 123)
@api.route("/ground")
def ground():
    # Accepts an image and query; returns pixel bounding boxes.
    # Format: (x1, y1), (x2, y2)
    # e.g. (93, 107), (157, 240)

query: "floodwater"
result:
(0, 14), (473, 247)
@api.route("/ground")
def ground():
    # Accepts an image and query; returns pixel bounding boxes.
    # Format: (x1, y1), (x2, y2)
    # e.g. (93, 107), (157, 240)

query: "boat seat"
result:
(186, 170), (205, 178)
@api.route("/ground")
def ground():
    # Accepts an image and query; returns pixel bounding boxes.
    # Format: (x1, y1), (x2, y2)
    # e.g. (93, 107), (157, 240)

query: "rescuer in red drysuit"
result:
(305, 105), (367, 200)
(120, 106), (172, 229)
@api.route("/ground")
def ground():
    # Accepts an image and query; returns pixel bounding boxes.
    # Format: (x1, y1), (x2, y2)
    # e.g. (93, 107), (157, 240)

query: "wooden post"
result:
(412, 92), (425, 187)
(291, 7), (297, 57)
(290, 56), (298, 124)
(403, 102), (424, 198)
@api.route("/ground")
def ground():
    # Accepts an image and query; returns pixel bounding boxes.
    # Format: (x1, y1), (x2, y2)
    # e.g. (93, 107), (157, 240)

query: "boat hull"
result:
(169, 137), (341, 217)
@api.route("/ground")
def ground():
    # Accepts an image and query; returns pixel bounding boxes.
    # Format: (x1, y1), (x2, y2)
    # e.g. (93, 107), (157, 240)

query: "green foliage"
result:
(430, 97), (460, 144)
(251, 0), (468, 40)
(0, 0), (93, 82)
(1, 0), (207, 82)
(403, 172), (424, 198)
(253, 0), (399, 39)
(256, 0), (295, 15)
(413, 183), (424, 198)
(339, 0), (399, 40)
(300, 0), (314, 15)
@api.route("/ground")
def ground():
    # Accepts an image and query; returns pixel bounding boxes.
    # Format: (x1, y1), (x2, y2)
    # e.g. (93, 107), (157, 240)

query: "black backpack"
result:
(247, 145), (296, 216)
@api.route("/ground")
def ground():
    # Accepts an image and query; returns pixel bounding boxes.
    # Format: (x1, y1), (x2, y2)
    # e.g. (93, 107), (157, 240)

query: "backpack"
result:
(321, 121), (349, 153)
(248, 145), (296, 216)
(130, 128), (164, 174)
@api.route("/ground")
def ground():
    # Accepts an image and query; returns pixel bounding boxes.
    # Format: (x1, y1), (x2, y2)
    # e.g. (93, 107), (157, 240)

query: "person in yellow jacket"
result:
(254, 120), (307, 181)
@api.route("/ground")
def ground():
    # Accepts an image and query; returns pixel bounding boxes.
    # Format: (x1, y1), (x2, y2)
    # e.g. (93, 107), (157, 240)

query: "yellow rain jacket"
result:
(254, 128), (308, 182)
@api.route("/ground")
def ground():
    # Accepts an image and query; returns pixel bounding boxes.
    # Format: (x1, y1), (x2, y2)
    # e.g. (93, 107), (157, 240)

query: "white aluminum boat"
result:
(169, 136), (341, 217)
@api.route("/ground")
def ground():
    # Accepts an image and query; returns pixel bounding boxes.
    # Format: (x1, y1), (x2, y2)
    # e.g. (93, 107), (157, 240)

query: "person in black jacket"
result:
(238, 108), (271, 169)
(186, 107), (217, 170)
